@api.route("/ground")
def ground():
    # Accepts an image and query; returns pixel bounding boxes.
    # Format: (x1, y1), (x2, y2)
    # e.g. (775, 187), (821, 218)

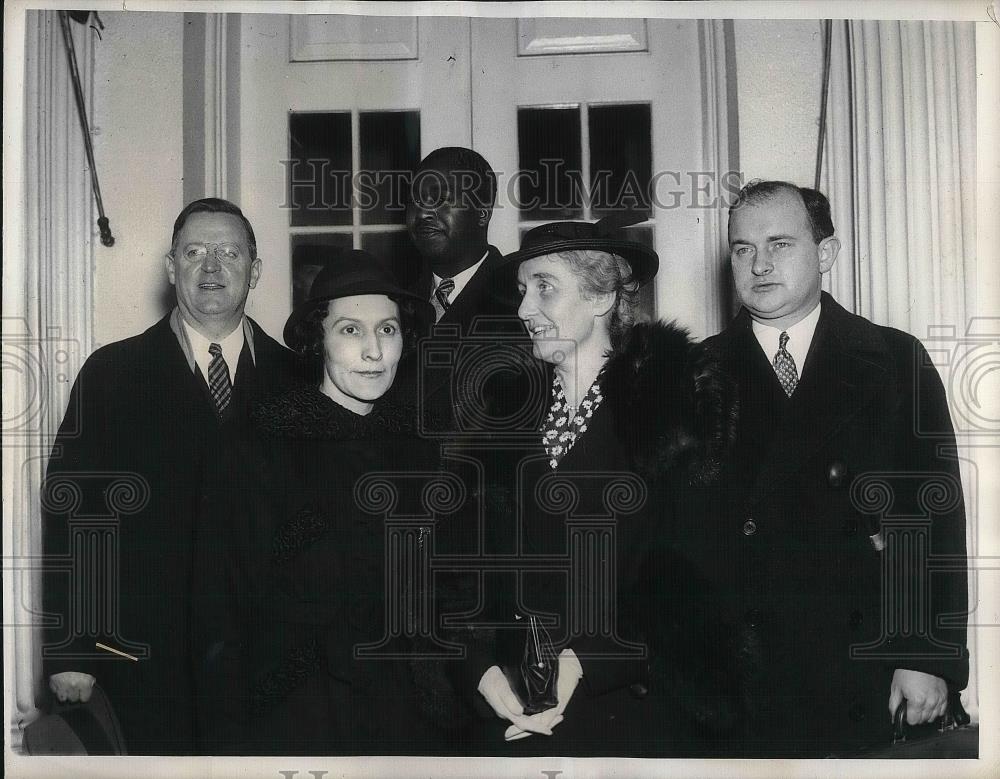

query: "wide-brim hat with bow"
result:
(502, 211), (659, 287)
(283, 248), (434, 348)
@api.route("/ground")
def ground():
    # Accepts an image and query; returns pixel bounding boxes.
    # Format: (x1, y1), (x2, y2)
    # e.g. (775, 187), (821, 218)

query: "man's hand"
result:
(49, 672), (96, 704)
(477, 666), (554, 736)
(888, 668), (948, 725)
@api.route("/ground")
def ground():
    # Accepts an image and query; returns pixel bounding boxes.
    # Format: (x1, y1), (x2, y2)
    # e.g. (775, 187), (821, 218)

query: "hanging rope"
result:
(814, 19), (833, 191)
(59, 10), (114, 247)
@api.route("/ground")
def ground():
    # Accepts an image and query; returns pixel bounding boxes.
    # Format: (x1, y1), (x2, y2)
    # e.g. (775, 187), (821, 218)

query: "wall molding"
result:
(183, 12), (241, 203)
(698, 18), (739, 335)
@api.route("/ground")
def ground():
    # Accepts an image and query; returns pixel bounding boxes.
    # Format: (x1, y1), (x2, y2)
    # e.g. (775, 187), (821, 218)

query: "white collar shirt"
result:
(751, 301), (821, 378)
(431, 251), (489, 305)
(180, 316), (248, 384)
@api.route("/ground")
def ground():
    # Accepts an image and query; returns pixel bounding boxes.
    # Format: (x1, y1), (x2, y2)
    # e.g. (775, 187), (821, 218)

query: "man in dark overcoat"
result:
(40, 197), (302, 754)
(678, 180), (969, 756)
(401, 147), (545, 744)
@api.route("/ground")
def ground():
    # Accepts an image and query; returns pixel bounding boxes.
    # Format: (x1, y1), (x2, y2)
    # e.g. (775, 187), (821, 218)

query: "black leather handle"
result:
(893, 690), (970, 744)
(892, 698), (908, 743)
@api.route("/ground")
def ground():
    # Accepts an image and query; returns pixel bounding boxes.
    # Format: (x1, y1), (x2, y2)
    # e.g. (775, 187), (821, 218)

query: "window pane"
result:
(288, 112), (352, 227)
(290, 233), (354, 308)
(517, 106), (583, 220)
(361, 230), (424, 293)
(360, 111), (421, 226)
(589, 103), (652, 219)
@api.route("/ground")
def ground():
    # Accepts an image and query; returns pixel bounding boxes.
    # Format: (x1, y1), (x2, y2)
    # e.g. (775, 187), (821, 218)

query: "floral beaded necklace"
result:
(542, 370), (605, 469)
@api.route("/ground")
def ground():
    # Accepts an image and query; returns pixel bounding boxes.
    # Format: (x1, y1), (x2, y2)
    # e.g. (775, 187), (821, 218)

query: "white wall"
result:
(91, 11), (184, 349)
(733, 19), (824, 186)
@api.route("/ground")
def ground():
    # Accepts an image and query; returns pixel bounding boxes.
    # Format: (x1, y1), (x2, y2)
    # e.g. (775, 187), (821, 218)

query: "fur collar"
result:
(250, 383), (420, 440)
(601, 320), (738, 484)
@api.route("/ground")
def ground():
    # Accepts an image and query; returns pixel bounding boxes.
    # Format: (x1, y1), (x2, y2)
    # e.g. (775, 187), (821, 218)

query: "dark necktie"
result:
(207, 342), (232, 413)
(432, 277), (455, 322)
(773, 330), (799, 397)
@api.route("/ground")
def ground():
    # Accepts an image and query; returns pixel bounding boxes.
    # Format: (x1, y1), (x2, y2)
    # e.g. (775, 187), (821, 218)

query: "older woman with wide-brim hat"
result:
(194, 249), (474, 755)
(471, 215), (740, 756)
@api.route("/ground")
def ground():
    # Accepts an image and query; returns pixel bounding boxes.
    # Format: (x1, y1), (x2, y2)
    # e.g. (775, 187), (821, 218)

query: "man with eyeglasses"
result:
(41, 198), (302, 754)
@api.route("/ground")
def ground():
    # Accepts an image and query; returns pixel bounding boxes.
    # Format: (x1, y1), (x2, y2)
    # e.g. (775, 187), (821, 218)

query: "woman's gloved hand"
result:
(477, 665), (555, 736)
(504, 649), (583, 741)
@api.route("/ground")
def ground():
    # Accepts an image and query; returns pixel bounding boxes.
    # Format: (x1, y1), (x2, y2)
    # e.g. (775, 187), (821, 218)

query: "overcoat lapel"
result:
(735, 295), (892, 507)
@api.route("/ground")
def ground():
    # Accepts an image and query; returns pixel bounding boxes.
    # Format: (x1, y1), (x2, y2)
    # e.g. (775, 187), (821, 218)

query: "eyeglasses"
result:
(178, 242), (243, 263)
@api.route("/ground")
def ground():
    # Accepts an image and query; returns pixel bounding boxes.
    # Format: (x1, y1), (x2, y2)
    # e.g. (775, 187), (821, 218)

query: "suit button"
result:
(849, 702), (866, 722)
(744, 609), (762, 627)
(843, 518), (859, 536)
(628, 682), (649, 699)
(827, 460), (848, 487)
(849, 610), (864, 628)
(742, 519), (757, 536)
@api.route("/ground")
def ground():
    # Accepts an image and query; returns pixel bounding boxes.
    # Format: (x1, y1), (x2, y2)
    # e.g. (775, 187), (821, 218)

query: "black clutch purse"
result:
(502, 615), (559, 715)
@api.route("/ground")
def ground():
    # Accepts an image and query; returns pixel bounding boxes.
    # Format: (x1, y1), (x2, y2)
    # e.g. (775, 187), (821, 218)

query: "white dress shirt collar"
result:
(431, 250), (489, 305)
(179, 315), (247, 384)
(751, 301), (821, 377)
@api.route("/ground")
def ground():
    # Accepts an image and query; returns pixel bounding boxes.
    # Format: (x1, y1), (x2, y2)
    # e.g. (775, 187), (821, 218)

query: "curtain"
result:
(822, 19), (979, 720)
(5, 10), (96, 750)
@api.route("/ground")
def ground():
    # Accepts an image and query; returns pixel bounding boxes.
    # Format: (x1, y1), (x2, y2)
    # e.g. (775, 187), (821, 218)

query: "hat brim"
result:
(502, 238), (658, 287)
(283, 281), (434, 349)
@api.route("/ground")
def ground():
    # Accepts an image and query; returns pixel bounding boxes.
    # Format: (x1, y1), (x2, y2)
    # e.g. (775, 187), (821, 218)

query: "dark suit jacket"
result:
(681, 291), (969, 756)
(41, 313), (302, 755)
(408, 245), (536, 433)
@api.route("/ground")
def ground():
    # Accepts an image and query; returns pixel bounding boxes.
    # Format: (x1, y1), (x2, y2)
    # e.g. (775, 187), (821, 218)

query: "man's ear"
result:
(164, 253), (177, 286)
(248, 258), (262, 290)
(477, 208), (492, 229)
(818, 236), (841, 273)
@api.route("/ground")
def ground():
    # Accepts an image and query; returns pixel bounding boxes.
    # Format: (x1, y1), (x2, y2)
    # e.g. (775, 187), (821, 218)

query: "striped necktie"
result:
(773, 330), (799, 397)
(432, 277), (455, 322)
(207, 342), (233, 414)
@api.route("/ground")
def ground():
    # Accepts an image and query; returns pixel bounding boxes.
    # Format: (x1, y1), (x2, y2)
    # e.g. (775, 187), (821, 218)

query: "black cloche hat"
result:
(502, 212), (659, 287)
(283, 248), (434, 348)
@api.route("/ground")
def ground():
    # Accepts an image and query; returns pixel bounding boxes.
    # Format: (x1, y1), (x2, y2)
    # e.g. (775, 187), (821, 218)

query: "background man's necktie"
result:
(432, 277), (455, 322)
(773, 330), (799, 397)
(207, 342), (232, 413)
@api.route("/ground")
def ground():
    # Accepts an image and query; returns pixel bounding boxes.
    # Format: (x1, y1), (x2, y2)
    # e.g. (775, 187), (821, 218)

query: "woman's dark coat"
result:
(470, 320), (740, 756)
(193, 384), (468, 755)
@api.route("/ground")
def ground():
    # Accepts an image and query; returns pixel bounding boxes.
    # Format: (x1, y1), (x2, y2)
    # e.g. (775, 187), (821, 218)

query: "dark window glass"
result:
(290, 233), (354, 308)
(359, 111), (421, 226)
(361, 231), (424, 293)
(622, 225), (656, 321)
(589, 103), (652, 219)
(517, 106), (583, 220)
(288, 112), (352, 227)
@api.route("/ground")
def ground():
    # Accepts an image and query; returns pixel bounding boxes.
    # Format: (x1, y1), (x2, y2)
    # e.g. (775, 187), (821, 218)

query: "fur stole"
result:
(601, 320), (738, 485)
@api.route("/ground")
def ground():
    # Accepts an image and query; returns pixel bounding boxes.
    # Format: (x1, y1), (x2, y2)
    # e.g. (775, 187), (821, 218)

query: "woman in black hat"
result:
(471, 216), (741, 756)
(194, 249), (470, 755)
